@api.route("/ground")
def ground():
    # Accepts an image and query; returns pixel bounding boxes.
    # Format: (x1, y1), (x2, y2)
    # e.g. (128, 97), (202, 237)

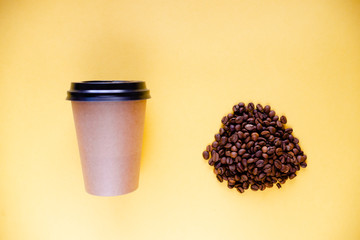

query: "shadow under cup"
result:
(67, 81), (151, 196)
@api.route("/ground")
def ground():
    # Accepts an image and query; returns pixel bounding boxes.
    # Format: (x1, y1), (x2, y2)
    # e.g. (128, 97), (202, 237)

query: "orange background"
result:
(1, 1), (360, 239)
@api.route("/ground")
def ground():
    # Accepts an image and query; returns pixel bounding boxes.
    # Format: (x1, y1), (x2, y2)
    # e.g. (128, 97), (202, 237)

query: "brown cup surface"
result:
(72, 100), (146, 196)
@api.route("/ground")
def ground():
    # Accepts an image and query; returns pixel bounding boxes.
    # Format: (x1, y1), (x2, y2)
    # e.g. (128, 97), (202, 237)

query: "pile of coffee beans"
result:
(202, 102), (307, 193)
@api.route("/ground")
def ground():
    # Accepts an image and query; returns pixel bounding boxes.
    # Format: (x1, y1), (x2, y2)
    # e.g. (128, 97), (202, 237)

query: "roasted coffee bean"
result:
(283, 133), (290, 139)
(237, 165), (243, 173)
(281, 164), (290, 173)
(236, 187), (245, 193)
(225, 143), (232, 148)
(267, 147), (275, 155)
(251, 132), (259, 141)
(274, 160), (282, 169)
(247, 117), (255, 124)
(221, 116), (228, 124)
(219, 128), (225, 135)
(220, 136), (227, 145)
(213, 153), (219, 162)
(286, 143), (294, 151)
(242, 158), (247, 168)
(289, 134), (294, 141)
(251, 184), (259, 191)
(215, 161), (222, 169)
(260, 130), (268, 136)
(264, 105), (271, 113)
(256, 104), (263, 112)
(228, 178), (236, 185)
(255, 150), (263, 157)
(233, 105), (239, 113)
(208, 157), (214, 166)
(259, 173), (266, 180)
(268, 126), (276, 134)
(285, 128), (293, 134)
(215, 134), (221, 142)
(247, 158), (255, 164)
(264, 168), (272, 174)
(203, 102), (307, 194)
(262, 146), (268, 153)
(293, 148), (299, 155)
(280, 116), (287, 124)
(245, 124), (256, 131)
(256, 160), (265, 168)
(230, 152), (238, 158)
(202, 151), (210, 160)
(264, 164), (272, 170)
(238, 149), (246, 156)
(269, 110), (275, 118)
(231, 146), (237, 152)
(289, 173), (296, 179)
(235, 116), (243, 124)
(246, 141), (254, 149)
(247, 102), (255, 111)
(241, 174), (248, 182)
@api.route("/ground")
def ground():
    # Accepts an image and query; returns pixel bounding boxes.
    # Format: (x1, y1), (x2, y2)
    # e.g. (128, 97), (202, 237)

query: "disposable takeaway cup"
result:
(66, 81), (150, 196)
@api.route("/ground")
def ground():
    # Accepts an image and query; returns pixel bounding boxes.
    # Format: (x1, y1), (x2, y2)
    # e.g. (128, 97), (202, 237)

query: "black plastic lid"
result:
(66, 80), (151, 101)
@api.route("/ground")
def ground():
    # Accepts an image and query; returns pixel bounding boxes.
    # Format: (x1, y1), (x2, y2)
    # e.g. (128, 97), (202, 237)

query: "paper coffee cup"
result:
(67, 81), (150, 196)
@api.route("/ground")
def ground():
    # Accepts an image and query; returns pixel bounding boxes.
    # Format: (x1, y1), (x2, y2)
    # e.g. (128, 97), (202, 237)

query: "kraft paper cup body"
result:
(67, 81), (150, 196)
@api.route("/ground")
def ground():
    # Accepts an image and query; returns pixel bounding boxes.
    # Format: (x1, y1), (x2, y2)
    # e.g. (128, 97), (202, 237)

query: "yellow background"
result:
(1, 0), (360, 239)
